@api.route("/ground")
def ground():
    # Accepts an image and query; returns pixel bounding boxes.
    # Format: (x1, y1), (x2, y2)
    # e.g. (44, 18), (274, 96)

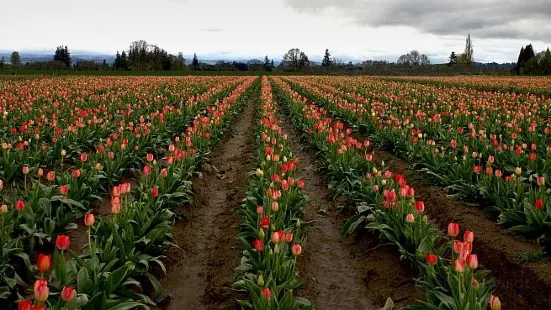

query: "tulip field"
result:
(1, 74), (551, 310)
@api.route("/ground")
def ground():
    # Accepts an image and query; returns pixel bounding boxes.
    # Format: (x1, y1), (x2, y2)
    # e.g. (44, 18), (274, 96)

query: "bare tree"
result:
(397, 50), (429, 66)
(282, 48), (310, 71)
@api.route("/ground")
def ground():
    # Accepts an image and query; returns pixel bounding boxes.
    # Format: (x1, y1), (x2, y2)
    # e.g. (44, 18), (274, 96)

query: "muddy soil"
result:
(159, 100), (256, 310)
(372, 149), (551, 310)
(279, 112), (424, 310)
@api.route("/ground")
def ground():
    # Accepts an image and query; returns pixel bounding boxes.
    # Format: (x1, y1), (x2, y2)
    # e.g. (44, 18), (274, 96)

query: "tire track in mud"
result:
(160, 99), (257, 310)
(278, 111), (423, 310)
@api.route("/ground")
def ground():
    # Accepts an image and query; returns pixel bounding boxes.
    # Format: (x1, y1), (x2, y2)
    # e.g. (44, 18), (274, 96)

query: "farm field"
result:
(1, 75), (550, 310)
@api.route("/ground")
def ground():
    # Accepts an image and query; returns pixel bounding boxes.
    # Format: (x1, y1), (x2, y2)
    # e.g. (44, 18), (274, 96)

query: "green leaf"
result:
(341, 214), (366, 236)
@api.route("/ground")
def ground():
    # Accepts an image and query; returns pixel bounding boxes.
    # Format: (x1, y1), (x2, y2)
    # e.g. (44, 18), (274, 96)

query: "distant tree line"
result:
(1, 35), (549, 76)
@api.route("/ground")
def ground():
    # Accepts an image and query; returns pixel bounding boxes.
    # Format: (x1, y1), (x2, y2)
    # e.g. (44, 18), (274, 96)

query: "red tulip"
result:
(426, 253), (438, 265)
(260, 216), (270, 229)
(447, 222), (459, 237)
(473, 165), (481, 174)
(84, 213), (95, 227)
(17, 300), (32, 310)
(33, 279), (49, 302)
(253, 239), (263, 252)
(47, 171), (55, 181)
(55, 235), (71, 251)
(261, 287), (272, 300)
(454, 259), (465, 273)
(292, 244), (303, 256)
(112, 185), (121, 197)
(146, 153), (154, 162)
(463, 241), (473, 254)
(256, 205), (263, 214)
(151, 187), (159, 197)
(414, 201), (425, 213)
(59, 185), (69, 196)
(36, 168), (44, 177)
(161, 168), (168, 177)
(143, 165), (151, 175)
(535, 198), (544, 209)
(453, 241), (464, 254)
(37, 254), (51, 273)
(72, 169), (81, 178)
(61, 286), (76, 302)
(271, 174), (280, 183)
(80, 153), (88, 162)
(285, 232), (293, 243)
(271, 232), (281, 244)
(466, 254), (478, 269)
(15, 200), (25, 211)
(297, 180), (305, 189)
(490, 296), (501, 310)
(537, 176), (546, 187)
(464, 230), (474, 243)
(22, 165), (30, 175)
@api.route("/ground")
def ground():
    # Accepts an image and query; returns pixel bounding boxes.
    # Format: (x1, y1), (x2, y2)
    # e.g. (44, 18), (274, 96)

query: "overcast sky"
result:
(3, 0), (550, 63)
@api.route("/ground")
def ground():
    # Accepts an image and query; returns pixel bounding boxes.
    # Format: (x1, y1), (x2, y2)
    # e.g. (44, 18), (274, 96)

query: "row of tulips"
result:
(284, 76), (551, 252)
(271, 76), (501, 310)
(3, 77), (256, 309)
(233, 77), (311, 309)
(0, 76), (224, 183)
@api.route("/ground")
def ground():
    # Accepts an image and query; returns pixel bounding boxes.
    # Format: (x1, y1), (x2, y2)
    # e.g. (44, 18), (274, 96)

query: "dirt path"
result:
(278, 112), (423, 309)
(372, 149), (551, 310)
(160, 100), (256, 310)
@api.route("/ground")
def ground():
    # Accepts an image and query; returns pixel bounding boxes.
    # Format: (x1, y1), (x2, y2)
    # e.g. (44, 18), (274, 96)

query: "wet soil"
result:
(159, 100), (256, 310)
(372, 149), (551, 310)
(279, 112), (424, 309)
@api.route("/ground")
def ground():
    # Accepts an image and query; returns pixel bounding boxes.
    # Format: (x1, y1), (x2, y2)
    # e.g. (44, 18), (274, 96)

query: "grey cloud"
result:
(284, 0), (551, 41)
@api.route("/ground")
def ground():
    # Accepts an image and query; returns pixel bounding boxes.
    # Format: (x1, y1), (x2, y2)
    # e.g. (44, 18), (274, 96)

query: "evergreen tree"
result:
(515, 44), (537, 74)
(541, 48), (551, 75)
(120, 51), (129, 70)
(114, 51), (121, 69)
(263, 55), (272, 71)
(0, 57), (4, 68)
(192, 53), (199, 70)
(464, 34), (474, 65)
(270, 59), (274, 68)
(53, 46), (71, 67)
(322, 49), (332, 67)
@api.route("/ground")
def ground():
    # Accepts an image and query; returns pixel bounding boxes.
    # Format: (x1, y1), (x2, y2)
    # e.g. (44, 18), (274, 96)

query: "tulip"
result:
(15, 200), (25, 211)
(537, 176), (546, 187)
(61, 286), (76, 302)
(260, 216), (270, 229)
(535, 198), (544, 209)
(271, 232), (281, 244)
(471, 278), (480, 290)
(297, 180), (305, 189)
(33, 279), (49, 302)
(447, 222), (459, 237)
(95, 162), (103, 171)
(466, 254), (478, 269)
(112, 185), (121, 197)
(414, 201), (425, 213)
(292, 244), (303, 256)
(151, 187), (159, 197)
(285, 232), (293, 243)
(84, 213), (95, 227)
(22, 165), (30, 175)
(56, 235), (71, 251)
(61, 149), (67, 157)
(146, 153), (154, 162)
(514, 167), (522, 175)
(256, 205), (263, 214)
(426, 253), (438, 265)
(59, 185), (69, 196)
(161, 168), (168, 177)
(143, 165), (151, 175)
(253, 239), (263, 252)
(271, 201), (279, 212)
(80, 153), (88, 162)
(0, 204), (7, 214)
(36, 168), (44, 177)
(47, 171), (55, 181)
(463, 241), (473, 254)
(17, 300), (33, 310)
(271, 174), (280, 183)
(489, 296), (501, 310)
(406, 213), (415, 223)
(464, 230), (474, 243)
(37, 254), (51, 273)
(261, 287), (271, 300)
(454, 259), (465, 273)
(72, 169), (81, 178)
(453, 241), (464, 254)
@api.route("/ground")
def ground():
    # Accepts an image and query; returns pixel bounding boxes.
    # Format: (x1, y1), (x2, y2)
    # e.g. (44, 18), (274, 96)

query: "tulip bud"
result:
(253, 239), (263, 252)
(406, 213), (415, 223)
(84, 213), (95, 227)
(37, 254), (52, 273)
(257, 274), (264, 286)
(454, 259), (465, 273)
(256, 168), (264, 177)
(285, 232), (293, 243)
(47, 171), (55, 181)
(414, 201), (425, 213)
(425, 253), (438, 265)
(15, 200), (25, 212)
(36, 168), (44, 177)
(514, 167), (522, 175)
(56, 235), (71, 251)
(22, 165), (30, 175)
(259, 228), (265, 239)
(59, 185), (69, 196)
(0, 204), (7, 214)
(447, 222), (459, 237)
(490, 296), (501, 310)
(256, 205), (263, 214)
(271, 201), (279, 212)
(33, 279), (49, 302)
(471, 278), (480, 290)
(61, 149), (67, 157)
(466, 254), (478, 269)
(261, 287), (272, 300)
(292, 244), (303, 256)
(61, 286), (76, 302)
